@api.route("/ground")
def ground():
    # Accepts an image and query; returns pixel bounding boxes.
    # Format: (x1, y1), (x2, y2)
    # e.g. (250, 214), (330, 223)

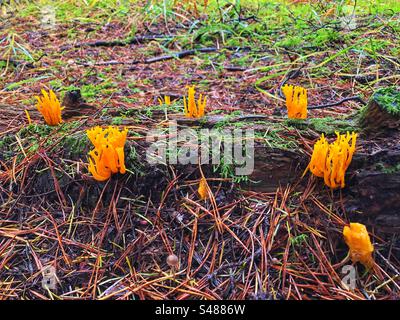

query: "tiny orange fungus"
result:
(25, 109), (32, 124)
(282, 84), (307, 119)
(158, 95), (171, 106)
(198, 177), (208, 200)
(183, 85), (206, 118)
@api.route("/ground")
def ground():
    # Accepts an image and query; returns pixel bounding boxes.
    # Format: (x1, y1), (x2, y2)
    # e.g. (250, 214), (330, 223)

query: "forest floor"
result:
(0, 0), (399, 300)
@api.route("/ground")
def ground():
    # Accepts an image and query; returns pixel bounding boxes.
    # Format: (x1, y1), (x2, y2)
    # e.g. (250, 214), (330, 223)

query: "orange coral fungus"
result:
(86, 126), (128, 181)
(35, 89), (64, 126)
(308, 134), (329, 178)
(282, 84), (307, 119)
(183, 85), (206, 118)
(343, 223), (374, 268)
(306, 132), (357, 189)
(198, 177), (208, 200)
(324, 132), (357, 189)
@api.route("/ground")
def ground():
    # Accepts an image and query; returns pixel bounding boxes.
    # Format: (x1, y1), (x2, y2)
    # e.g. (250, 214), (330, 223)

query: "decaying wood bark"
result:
(346, 88), (400, 231)
(246, 145), (304, 192)
(348, 171), (400, 232)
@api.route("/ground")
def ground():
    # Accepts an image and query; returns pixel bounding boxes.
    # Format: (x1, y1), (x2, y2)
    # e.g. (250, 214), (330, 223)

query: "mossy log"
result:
(359, 87), (400, 134)
(1, 104), (400, 232)
(125, 114), (399, 231)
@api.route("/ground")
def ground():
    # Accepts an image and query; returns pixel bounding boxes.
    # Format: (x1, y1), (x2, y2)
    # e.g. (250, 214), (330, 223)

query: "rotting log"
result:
(248, 146), (304, 192)
(1, 100), (400, 232)
(140, 123), (400, 232)
(138, 113), (400, 232)
(170, 113), (400, 232)
(344, 147), (400, 232)
(344, 87), (400, 232)
(348, 171), (400, 232)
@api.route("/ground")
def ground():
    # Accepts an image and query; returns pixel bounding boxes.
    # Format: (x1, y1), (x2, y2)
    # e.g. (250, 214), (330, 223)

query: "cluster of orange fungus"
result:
(343, 223), (374, 268)
(86, 126), (128, 181)
(35, 89), (64, 126)
(282, 84), (307, 119)
(183, 85), (206, 118)
(307, 132), (357, 189)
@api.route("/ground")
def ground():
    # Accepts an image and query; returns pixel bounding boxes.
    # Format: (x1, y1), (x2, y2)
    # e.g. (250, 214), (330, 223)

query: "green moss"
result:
(11, 122), (84, 161)
(126, 145), (146, 177)
(62, 133), (88, 159)
(0, 134), (16, 161)
(375, 162), (400, 174)
(213, 159), (249, 184)
(0, 124), (54, 163)
(214, 111), (242, 128)
(111, 117), (124, 125)
(275, 35), (302, 49)
(19, 123), (54, 139)
(285, 117), (357, 135)
(373, 87), (400, 116)
(311, 29), (339, 47)
(290, 234), (309, 247)
(5, 76), (50, 91)
(255, 124), (298, 150)
(62, 81), (118, 102)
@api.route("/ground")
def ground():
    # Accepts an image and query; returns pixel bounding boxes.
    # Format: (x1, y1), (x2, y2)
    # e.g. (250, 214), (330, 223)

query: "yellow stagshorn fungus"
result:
(86, 126), (128, 181)
(308, 133), (329, 178)
(307, 132), (357, 189)
(183, 86), (206, 118)
(343, 222), (374, 268)
(35, 89), (64, 126)
(158, 95), (171, 106)
(25, 109), (32, 124)
(282, 84), (307, 119)
(324, 132), (357, 189)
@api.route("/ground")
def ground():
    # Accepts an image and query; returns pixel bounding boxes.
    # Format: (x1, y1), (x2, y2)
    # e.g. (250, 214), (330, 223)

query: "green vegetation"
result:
(0, 122), (86, 162)
(374, 87), (400, 116)
(375, 162), (400, 174)
(256, 125), (299, 150)
(285, 117), (358, 136)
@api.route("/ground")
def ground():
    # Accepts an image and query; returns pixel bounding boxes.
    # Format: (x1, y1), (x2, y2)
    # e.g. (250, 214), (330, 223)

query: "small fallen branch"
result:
(308, 96), (367, 109)
(278, 65), (306, 99)
(77, 46), (250, 67)
(144, 47), (218, 64)
(59, 35), (175, 51)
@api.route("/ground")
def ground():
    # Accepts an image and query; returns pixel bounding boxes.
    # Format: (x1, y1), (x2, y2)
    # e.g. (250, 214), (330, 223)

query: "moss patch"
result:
(374, 87), (400, 116)
(285, 117), (358, 135)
